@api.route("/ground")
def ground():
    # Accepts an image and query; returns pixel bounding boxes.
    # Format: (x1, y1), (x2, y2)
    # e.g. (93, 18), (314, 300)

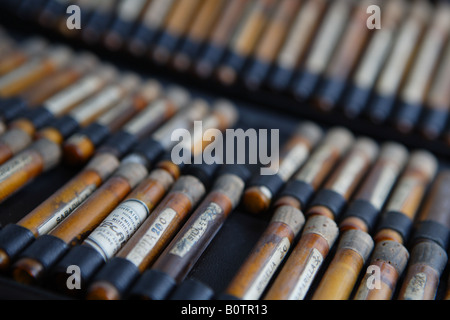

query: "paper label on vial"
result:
(354, 31), (392, 88)
(331, 153), (367, 195)
(377, 21), (419, 95)
(0, 154), (33, 183)
(306, 1), (348, 73)
(277, 144), (309, 182)
(369, 165), (399, 210)
(44, 76), (103, 115)
(144, 0), (175, 27)
(0, 58), (41, 88)
(278, 1), (318, 68)
(73, 86), (122, 123)
(119, 0), (147, 21)
(287, 248), (324, 300)
(125, 207), (177, 267)
(295, 145), (332, 184)
(170, 202), (222, 258)
(402, 31), (443, 103)
(243, 237), (291, 300)
(403, 272), (427, 300)
(124, 100), (167, 135)
(36, 184), (97, 235)
(84, 199), (150, 260)
(385, 177), (418, 212)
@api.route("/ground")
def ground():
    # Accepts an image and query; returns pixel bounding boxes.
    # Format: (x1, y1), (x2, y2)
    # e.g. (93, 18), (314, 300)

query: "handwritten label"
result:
(243, 237), (290, 300)
(277, 144), (309, 182)
(170, 202), (222, 258)
(288, 248), (323, 300)
(295, 145), (332, 184)
(36, 184), (97, 235)
(0, 59), (41, 89)
(369, 164), (398, 210)
(45, 76), (103, 115)
(0, 154), (33, 183)
(331, 153), (367, 195)
(385, 177), (418, 212)
(125, 207), (177, 267)
(403, 272), (427, 300)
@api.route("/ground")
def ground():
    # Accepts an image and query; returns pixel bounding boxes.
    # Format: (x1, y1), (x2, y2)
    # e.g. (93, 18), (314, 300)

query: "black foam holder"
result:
(196, 44), (228, 78)
(307, 188), (347, 221)
(169, 278), (215, 300)
(0, 224), (36, 266)
(342, 84), (372, 118)
(17, 235), (69, 277)
(291, 69), (321, 101)
(50, 244), (105, 293)
(268, 65), (295, 93)
(243, 58), (272, 90)
(97, 130), (138, 160)
(366, 93), (397, 124)
(129, 269), (177, 300)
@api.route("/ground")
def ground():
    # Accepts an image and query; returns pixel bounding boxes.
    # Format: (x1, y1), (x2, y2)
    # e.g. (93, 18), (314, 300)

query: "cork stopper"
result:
(165, 86), (191, 109)
(211, 99), (239, 130)
(302, 215), (339, 248)
(271, 205), (306, 237)
(115, 162), (149, 189)
(338, 229), (374, 264)
(378, 142), (409, 169)
(22, 37), (48, 55)
(406, 150), (438, 181)
(96, 63), (119, 81)
(321, 127), (355, 155)
(408, 240), (448, 275)
(137, 79), (163, 103)
(353, 137), (379, 162)
(145, 168), (175, 193)
(371, 240), (409, 275)
(47, 46), (73, 68)
(294, 121), (323, 147)
(71, 51), (99, 74)
(171, 175), (207, 205)
(85, 153), (121, 181)
(185, 99), (210, 122)
(213, 174), (246, 209)
(118, 72), (141, 92)
(29, 139), (62, 171)
(0, 128), (33, 154)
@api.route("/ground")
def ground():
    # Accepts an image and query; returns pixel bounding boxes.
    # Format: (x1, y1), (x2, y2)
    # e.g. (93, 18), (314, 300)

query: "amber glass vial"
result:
(398, 171), (450, 300)
(85, 166), (214, 300)
(264, 137), (378, 300)
(225, 127), (353, 300)
(11, 161), (147, 284)
(354, 151), (437, 300)
(243, 121), (323, 214)
(128, 165), (250, 300)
